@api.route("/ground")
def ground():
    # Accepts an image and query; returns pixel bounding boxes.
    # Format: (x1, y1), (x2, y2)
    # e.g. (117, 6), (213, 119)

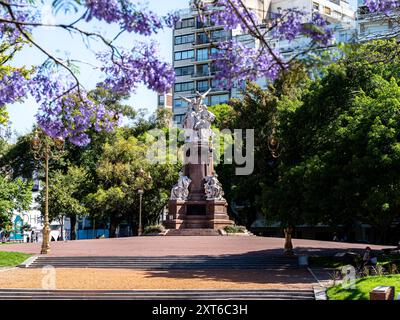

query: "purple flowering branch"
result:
(361, 0), (400, 39)
(0, 0), (179, 146)
(194, 0), (335, 88)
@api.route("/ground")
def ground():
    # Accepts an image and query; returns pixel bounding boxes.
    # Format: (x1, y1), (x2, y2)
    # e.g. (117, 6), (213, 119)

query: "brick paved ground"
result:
(1, 237), (393, 291)
(0, 268), (316, 290)
(0, 236), (392, 257)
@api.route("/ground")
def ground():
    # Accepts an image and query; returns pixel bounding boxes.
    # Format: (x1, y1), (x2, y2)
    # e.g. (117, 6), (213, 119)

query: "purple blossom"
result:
(84, 0), (179, 36)
(365, 0), (399, 13)
(0, 70), (29, 107)
(274, 9), (305, 41)
(211, 40), (284, 88)
(98, 42), (175, 94)
(0, 1), (177, 147)
(205, 0), (259, 31)
(302, 13), (334, 46)
(32, 72), (117, 146)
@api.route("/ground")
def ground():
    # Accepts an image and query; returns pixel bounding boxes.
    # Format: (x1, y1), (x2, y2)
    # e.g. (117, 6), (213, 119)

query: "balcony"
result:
(192, 71), (212, 78)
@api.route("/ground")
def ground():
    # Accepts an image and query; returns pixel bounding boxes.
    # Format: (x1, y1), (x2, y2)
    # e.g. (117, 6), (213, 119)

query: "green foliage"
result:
(264, 39), (400, 242)
(143, 224), (165, 234)
(209, 104), (236, 130)
(0, 175), (32, 230)
(86, 132), (179, 236)
(36, 166), (88, 222)
(224, 225), (247, 234)
(212, 40), (400, 242)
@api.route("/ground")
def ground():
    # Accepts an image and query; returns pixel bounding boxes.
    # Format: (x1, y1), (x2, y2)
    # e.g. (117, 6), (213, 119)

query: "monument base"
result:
(165, 199), (234, 230)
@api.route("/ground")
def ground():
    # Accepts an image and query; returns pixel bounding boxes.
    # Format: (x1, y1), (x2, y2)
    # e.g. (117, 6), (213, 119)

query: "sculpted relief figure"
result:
(170, 171), (192, 200)
(181, 89), (215, 142)
(204, 174), (225, 201)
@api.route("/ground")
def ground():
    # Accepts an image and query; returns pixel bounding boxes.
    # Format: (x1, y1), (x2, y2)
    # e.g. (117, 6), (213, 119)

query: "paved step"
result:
(0, 289), (315, 300)
(27, 255), (299, 270)
(166, 229), (221, 236)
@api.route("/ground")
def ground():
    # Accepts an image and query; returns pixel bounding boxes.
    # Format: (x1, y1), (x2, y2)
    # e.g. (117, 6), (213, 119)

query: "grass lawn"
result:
(0, 252), (32, 267)
(310, 253), (400, 269)
(327, 275), (400, 300)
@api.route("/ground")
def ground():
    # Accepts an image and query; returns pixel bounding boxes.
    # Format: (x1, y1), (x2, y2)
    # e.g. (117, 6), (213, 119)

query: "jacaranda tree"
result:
(0, 0), (363, 147)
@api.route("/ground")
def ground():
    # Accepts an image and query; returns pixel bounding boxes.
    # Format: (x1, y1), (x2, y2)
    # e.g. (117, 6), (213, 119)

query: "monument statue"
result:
(181, 89), (215, 142)
(166, 90), (234, 231)
(170, 171), (192, 201)
(204, 174), (225, 201)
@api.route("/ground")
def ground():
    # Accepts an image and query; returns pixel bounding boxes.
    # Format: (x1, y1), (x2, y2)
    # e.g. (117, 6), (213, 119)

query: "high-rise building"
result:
(157, 90), (173, 110)
(356, 0), (399, 41)
(159, 0), (356, 125)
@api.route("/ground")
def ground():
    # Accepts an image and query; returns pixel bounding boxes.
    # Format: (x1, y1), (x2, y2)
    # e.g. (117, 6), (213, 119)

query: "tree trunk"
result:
(69, 215), (76, 240)
(109, 215), (118, 238)
(284, 227), (294, 256)
(60, 216), (64, 241)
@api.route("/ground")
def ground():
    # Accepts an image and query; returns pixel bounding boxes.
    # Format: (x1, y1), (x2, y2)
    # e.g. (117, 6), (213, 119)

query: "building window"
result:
(174, 34), (195, 45)
(210, 94), (229, 106)
(175, 18), (195, 29)
(360, 23), (366, 34)
(197, 80), (209, 92)
(175, 66), (194, 77)
(174, 99), (189, 108)
(313, 2), (319, 10)
(158, 95), (165, 106)
(212, 79), (228, 90)
(196, 16), (213, 29)
(196, 64), (209, 77)
(174, 50), (194, 61)
(174, 114), (185, 124)
(174, 81), (194, 92)
(211, 29), (228, 41)
(197, 32), (209, 45)
(210, 47), (220, 56)
(324, 7), (331, 15)
(339, 33), (348, 42)
(197, 48), (209, 61)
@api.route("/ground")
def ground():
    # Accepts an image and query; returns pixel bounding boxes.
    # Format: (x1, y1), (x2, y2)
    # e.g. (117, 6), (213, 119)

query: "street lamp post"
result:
(137, 168), (152, 236)
(31, 129), (64, 254)
(268, 135), (294, 256)
(138, 188), (144, 236)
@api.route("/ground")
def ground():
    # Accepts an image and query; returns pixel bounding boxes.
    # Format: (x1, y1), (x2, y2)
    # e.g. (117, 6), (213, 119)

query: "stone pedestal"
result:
(165, 199), (233, 230)
(165, 142), (234, 231)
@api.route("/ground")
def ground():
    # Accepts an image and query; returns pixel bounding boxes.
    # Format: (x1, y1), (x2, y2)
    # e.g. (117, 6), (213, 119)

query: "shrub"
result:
(144, 225), (165, 234)
(224, 225), (246, 234)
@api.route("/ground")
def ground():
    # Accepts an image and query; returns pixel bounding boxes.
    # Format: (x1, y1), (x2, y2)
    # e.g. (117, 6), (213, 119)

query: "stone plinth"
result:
(166, 91), (235, 233)
(165, 199), (234, 230)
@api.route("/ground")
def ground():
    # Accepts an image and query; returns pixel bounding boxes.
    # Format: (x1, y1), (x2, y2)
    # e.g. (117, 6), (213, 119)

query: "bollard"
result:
(298, 255), (309, 267)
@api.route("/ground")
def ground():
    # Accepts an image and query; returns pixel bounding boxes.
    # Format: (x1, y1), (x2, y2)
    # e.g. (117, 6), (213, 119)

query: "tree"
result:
(210, 64), (309, 229)
(0, 0), (178, 145)
(0, 0), (357, 147)
(86, 131), (178, 237)
(36, 166), (88, 240)
(0, 174), (32, 231)
(263, 39), (400, 244)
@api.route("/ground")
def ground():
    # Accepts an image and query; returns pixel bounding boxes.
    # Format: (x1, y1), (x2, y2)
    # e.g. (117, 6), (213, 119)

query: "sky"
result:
(7, 0), (188, 137)
(7, 0), (358, 137)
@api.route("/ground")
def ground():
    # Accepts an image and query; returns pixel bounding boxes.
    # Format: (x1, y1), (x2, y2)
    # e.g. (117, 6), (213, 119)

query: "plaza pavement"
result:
(0, 237), (392, 292)
(0, 268), (316, 290)
(0, 236), (391, 257)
